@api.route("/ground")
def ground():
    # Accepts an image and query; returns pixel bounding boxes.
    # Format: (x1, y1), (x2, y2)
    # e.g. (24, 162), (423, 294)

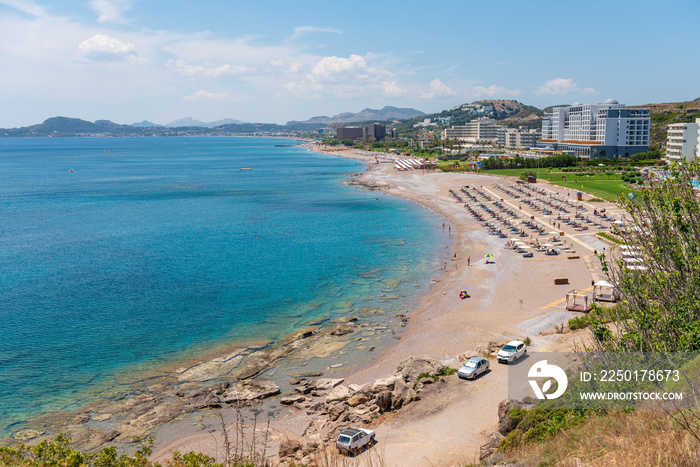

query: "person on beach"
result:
(443, 263), (447, 271)
(467, 256), (470, 266)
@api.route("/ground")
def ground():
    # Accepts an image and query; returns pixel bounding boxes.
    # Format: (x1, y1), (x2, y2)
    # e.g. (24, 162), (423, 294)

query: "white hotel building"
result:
(665, 119), (700, 163)
(538, 99), (650, 159)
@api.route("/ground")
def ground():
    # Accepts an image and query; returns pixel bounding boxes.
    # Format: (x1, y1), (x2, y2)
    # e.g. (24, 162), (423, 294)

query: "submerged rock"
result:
(330, 324), (355, 336)
(331, 315), (359, 324)
(237, 358), (269, 380)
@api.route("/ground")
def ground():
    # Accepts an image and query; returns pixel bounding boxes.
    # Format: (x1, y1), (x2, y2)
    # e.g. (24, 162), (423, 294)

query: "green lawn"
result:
(435, 166), (638, 202)
(541, 172), (623, 182)
(481, 168), (623, 182)
(549, 180), (636, 202)
(480, 168), (535, 177)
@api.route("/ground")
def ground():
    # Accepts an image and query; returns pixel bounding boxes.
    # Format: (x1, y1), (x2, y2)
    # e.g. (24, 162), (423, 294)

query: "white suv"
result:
(336, 427), (375, 454)
(497, 340), (527, 364)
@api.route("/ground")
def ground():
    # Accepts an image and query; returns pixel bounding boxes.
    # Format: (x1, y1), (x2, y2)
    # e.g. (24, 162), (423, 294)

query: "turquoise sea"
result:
(0, 137), (449, 436)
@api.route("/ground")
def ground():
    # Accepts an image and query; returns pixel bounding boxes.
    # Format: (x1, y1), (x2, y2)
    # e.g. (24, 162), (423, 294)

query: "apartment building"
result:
(538, 99), (649, 159)
(498, 127), (540, 149)
(665, 119), (700, 163)
(443, 117), (500, 143)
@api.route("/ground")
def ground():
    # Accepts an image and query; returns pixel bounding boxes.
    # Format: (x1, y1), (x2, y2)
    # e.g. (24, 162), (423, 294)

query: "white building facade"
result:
(538, 99), (649, 159)
(665, 119), (700, 163)
(498, 127), (539, 149)
(443, 117), (500, 143)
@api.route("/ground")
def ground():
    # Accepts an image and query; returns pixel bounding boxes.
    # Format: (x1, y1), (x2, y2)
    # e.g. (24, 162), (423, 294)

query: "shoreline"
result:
(2, 141), (453, 453)
(8, 141), (624, 466)
(255, 144), (617, 465)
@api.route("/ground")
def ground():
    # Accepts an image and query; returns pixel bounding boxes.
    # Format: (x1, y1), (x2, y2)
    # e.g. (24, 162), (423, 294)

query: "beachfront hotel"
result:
(498, 127), (539, 149)
(442, 117), (500, 143)
(443, 120), (539, 150)
(336, 123), (387, 142)
(537, 100), (650, 159)
(664, 119), (700, 163)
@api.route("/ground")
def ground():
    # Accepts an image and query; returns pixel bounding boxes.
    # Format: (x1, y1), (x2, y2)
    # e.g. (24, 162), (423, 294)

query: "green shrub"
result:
(416, 372), (440, 382)
(0, 434), (224, 467)
(568, 315), (591, 331)
(498, 428), (524, 452)
(441, 366), (458, 376)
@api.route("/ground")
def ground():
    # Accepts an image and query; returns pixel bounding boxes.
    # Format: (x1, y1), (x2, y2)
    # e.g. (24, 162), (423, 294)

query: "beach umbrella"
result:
(484, 253), (494, 258)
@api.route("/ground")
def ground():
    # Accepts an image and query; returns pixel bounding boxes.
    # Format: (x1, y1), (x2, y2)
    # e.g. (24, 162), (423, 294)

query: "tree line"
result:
(479, 154), (578, 170)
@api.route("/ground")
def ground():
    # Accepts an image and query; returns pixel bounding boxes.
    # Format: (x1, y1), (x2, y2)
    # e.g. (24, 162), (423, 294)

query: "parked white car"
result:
(497, 340), (527, 364)
(336, 427), (375, 454)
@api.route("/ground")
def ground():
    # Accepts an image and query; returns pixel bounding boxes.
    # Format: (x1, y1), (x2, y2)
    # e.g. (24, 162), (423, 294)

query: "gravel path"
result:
(519, 309), (580, 338)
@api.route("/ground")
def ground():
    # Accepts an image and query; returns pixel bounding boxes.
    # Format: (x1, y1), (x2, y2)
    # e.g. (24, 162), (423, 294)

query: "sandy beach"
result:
(5, 143), (625, 466)
(146, 145), (624, 466)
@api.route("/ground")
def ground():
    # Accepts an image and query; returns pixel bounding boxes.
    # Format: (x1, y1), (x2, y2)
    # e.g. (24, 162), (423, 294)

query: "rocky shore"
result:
(9, 144), (617, 466)
(7, 310), (414, 450)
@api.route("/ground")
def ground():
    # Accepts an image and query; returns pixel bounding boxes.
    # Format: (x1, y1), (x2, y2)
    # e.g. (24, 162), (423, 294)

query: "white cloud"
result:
(472, 84), (522, 98)
(89, 0), (133, 23)
(420, 79), (455, 98)
(167, 59), (254, 77)
(281, 54), (399, 99)
(534, 77), (596, 95)
(78, 34), (141, 61)
(0, 0), (45, 16)
(282, 80), (322, 98)
(381, 80), (406, 97)
(0, 3), (439, 125)
(309, 54), (370, 83)
(292, 26), (343, 39)
(182, 90), (231, 101)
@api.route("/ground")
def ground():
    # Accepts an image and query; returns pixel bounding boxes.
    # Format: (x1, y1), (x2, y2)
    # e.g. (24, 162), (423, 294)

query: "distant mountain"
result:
(130, 120), (162, 127)
(165, 117), (246, 128)
(0, 116), (307, 137)
(0, 117), (146, 137)
(287, 106), (425, 125)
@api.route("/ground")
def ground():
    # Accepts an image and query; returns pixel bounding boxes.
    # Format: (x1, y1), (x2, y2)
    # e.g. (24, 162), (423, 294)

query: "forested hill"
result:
(396, 99), (544, 133)
(0, 117), (319, 137)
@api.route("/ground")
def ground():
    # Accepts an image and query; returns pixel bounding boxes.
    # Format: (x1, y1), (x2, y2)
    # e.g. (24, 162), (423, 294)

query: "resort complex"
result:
(537, 100), (650, 159)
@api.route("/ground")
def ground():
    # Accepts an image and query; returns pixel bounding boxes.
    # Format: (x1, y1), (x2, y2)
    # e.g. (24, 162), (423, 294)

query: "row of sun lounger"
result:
(394, 159), (422, 171)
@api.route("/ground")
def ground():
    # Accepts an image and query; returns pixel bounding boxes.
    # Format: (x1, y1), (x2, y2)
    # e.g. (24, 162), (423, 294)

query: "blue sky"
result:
(0, 0), (697, 127)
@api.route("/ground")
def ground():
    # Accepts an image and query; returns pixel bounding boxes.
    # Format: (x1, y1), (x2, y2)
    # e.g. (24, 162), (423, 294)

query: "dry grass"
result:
(307, 442), (386, 467)
(498, 410), (700, 466)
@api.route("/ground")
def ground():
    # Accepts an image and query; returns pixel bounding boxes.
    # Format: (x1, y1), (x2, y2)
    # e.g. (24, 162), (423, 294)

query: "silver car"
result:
(457, 356), (490, 380)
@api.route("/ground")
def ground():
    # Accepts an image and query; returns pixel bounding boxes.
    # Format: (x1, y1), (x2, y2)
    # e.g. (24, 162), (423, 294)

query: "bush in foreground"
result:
(0, 434), (225, 467)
